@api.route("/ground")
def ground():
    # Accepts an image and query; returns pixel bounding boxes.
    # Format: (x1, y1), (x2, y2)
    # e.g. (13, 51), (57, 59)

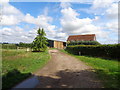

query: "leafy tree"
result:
(32, 28), (48, 52)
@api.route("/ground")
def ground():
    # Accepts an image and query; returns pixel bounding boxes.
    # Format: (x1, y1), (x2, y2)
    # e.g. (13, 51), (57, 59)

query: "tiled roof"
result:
(67, 34), (96, 41)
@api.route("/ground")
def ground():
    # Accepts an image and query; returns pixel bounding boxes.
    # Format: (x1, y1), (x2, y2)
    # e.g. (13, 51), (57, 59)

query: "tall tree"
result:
(32, 28), (48, 52)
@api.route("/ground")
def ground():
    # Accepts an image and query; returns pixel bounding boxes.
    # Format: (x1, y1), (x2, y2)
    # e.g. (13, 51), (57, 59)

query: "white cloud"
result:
(106, 21), (118, 32)
(60, 7), (107, 40)
(61, 7), (79, 20)
(2, 3), (22, 15)
(0, 0), (9, 3)
(1, 15), (21, 25)
(60, 2), (71, 8)
(93, 16), (100, 21)
(106, 3), (118, 19)
(59, 2), (118, 44)
(23, 13), (60, 41)
(1, 27), (36, 43)
(86, 0), (118, 44)
(92, 0), (114, 9)
(1, 3), (61, 42)
(24, 13), (53, 26)
(24, 14), (36, 24)
(1, 3), (24, 26)
(89, 0), (119, 17)
(1, 3), (53, 27)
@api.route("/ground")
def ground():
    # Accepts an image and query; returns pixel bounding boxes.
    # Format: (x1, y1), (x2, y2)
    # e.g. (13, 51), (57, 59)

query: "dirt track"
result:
(35, 49), (103, 88)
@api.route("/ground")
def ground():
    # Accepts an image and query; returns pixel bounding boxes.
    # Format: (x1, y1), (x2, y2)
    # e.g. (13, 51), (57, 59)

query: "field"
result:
(2, 49), (50, 89)
(60, 49), (119, 88)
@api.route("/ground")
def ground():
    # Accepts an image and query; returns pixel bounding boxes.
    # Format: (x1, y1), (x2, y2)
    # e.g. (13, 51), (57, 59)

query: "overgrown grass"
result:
(2, 49), (50, 89)
(60, 49), (120, 88)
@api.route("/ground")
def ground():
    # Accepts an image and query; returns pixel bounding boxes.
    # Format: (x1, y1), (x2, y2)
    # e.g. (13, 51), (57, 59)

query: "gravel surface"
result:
(35, 50), (103, 88)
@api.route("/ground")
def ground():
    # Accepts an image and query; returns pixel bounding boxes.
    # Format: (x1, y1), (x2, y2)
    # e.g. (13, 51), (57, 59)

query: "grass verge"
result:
(60, 49), (119, 88)
(2, 49), (50, 89)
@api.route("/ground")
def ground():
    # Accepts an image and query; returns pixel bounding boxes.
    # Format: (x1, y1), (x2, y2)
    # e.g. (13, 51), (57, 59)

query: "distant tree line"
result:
(18, 42), (32, 48)
(2, 44), (17, 49)
(1, 43), (32, 49)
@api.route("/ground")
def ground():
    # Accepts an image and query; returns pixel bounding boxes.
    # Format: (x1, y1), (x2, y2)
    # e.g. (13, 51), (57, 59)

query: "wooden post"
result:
(79, 52), (81, 56)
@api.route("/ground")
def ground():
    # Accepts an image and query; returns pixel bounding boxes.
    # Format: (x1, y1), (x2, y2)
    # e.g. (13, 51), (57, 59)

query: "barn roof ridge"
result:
(69, 34), (95, 37)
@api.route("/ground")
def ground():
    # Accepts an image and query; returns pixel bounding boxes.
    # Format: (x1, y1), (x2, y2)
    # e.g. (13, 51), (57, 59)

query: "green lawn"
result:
(60, 49), (119, 88)
(2, 49), (50, 89)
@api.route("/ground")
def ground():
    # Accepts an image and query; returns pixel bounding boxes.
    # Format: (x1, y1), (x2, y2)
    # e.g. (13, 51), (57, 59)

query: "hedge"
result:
(1, 43), (32, 49)
(67, 41), (100, 46)
(18, 42), (32, 48)
(65, 44), (120, 60)
(2, 44), (17, 49)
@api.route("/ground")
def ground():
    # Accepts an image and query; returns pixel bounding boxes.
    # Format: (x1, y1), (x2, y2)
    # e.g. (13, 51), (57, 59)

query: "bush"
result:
(65, 44), (120, 60)
(67, 41), (100, 46)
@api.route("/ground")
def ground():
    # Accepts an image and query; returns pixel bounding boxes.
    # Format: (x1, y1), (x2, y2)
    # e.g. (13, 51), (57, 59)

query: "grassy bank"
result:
(60, 49), (119, 88)
(2, 49), (50, 89)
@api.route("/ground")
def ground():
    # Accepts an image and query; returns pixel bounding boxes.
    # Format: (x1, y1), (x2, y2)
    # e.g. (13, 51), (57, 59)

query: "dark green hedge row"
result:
(18, 42), (32, 48)
(1, 42), (32, 49)
(67, 41), (100, 46)
(66, 44), (120, 60)
(2, 44), (17, 49)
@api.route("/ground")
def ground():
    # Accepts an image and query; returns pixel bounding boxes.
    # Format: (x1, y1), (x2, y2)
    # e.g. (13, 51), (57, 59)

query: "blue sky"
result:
(0, 0), (118, 44)
(9, 2), (93, 28)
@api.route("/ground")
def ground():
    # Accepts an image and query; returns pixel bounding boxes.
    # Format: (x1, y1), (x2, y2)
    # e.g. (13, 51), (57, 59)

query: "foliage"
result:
(67, 41), (100, 46)
(32, 28), (48, 52)
(2, 44), (17, 49)
(60, 50), (119, 88)
(2, 69), (31, 89)
(18, 42), (32, 48)
(2, 49), (50, 89)
(66, 44), (120, 60)
(1, 42), (32, 49)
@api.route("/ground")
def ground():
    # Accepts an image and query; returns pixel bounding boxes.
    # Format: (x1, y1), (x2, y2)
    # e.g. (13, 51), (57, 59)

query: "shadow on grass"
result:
(2, 69), (32, 89)
(94, 69), (119, 88)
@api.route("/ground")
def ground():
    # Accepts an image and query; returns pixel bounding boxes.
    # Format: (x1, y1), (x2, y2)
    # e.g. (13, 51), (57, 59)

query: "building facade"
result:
(48, 40), (66, 49)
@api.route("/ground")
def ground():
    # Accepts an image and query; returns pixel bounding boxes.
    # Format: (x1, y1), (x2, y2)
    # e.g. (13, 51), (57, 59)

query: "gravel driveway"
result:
(35, 49), (103, 88)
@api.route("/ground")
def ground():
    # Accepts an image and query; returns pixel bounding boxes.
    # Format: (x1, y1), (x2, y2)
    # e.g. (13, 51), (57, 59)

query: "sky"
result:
(0, 0), (119, 44)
